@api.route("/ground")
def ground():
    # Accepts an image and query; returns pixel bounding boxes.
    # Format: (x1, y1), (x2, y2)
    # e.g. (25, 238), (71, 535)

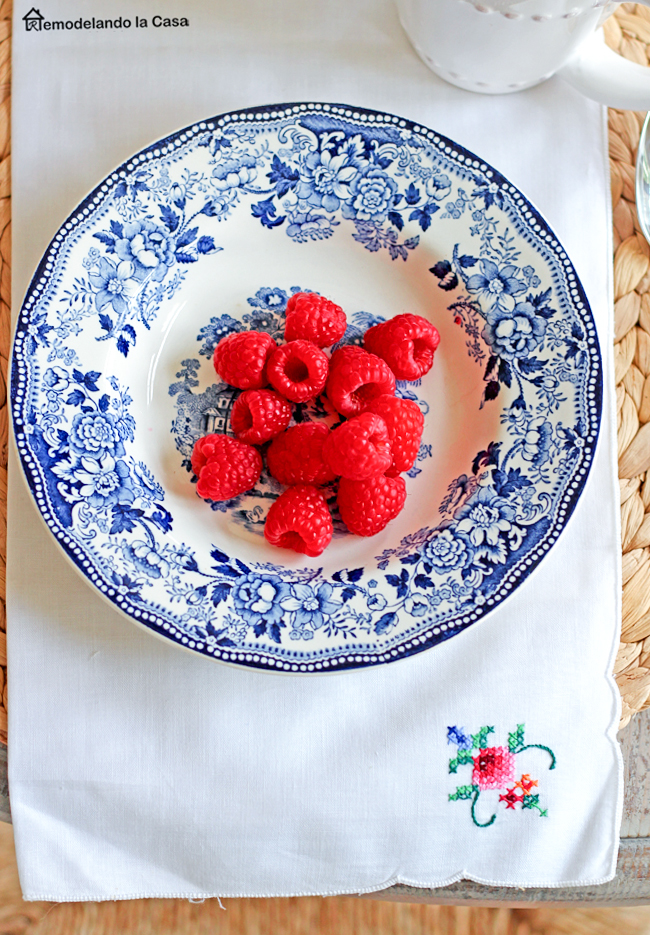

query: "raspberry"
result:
(267, 340), (329, 403)
(267, 422), (337, 486)
(264, 484), (333, 556)
(326, 345), (396, 417)
(213, 330), (276, 390)
(337, 474), (407, 537)
(362, 395), (424, 476)
(191, 434), (262, 501)
(284, 292), (347, 347)
(364, 313), (441, 381)
(230, 389), (292, 445)
(323, 413), (392, 481)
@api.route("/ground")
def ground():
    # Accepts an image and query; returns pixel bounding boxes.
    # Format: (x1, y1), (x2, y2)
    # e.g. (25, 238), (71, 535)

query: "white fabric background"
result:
(8, 0), (621, 899)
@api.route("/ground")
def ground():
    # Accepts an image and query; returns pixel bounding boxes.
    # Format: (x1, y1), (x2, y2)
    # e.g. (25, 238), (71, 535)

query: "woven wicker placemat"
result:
(0, 4), (648, 739)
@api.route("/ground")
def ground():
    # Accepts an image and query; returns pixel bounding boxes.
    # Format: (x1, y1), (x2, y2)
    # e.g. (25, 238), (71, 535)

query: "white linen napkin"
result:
(8, 0), (621, 899)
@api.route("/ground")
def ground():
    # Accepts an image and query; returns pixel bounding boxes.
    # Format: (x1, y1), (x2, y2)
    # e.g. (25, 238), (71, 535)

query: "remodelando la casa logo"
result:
(23, 7), (189, 30)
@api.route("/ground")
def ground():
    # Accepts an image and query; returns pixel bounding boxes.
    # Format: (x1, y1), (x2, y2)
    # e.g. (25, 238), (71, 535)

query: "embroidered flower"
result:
(482, 301), (546, 360)
(212, 154), (258, 191)
(455, 487), (518, 565)
(425, 172), (452, 202)
(283, 582), (341, 630)
(343, 168), (398, 222)
(115, 219), (175, 282)
(69, 412), (121, 459)
(88, 256), (140, 315)
(424, 528), (471, 572)
(465, 260), (526, 311)
(472, 746), (515, 790)
(404, 593), (430, 616)
(125, 540), (170, 579)
(296, 137), (365, 212)
(74, 455), (134, 508)
(231, 574), (290, 627)
(521, 417), (553, 467)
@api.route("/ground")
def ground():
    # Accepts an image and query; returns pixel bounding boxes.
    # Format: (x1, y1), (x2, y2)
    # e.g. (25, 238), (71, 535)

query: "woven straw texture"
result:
(0, 6), (649, 737)
(604, 4), (650, 728)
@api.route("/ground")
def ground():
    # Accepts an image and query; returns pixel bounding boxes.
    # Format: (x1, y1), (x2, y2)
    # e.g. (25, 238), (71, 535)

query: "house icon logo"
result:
(23, 7), (44, 31)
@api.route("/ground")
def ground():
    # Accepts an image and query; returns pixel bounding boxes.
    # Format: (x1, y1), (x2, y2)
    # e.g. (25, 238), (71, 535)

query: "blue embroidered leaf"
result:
(471, 441), (501, 474)
(151, 508), (173, 533)
(176, 226), (198, 248)
(117, 336), (130, 357)
(99, 314), (113, 333)
(114, 181), (127, 199)
(484, 355), (498, 379)
(497, 359), (512, 388)
(93, 232), (116, 248)
(109, 220), (124, 238)
(400, 553), (420, 565)
(251, 197), (285, 229)
(414, 574), (433, 589)
(347, 567), (364, 582)
(267, 155), (299, 197)
(123, 325), (137, 344)
(214, 564), (242, 578)
(72, 369), (85, 384)
(458, 254), (478, 268)
(332, 571), (343, 583)
(98, 394), (110, 413)
(65, 389), (85, 407)
(269, 623), (282, 644)
(494, 468), (532, 497)
(211, 547), (230, 564)
(483, 380), (500, 403)
(175, 252), (198, 264)
(404, 183), (420, 205)
(341, 587), (355, 603)
(109, 505), (144, 534)
(160, 205), (180, 232)
(375, 155), (393, 170)
(84, 370), (101, 391)
(211, 582), (231, 606)
(235, 558), (251, 573)
(195, 585), (208, 599)
(374, 612), (397, 634)
(518, 356), (544, 375)
(387, 211), (404, 231)
(253, 623), (266, 638)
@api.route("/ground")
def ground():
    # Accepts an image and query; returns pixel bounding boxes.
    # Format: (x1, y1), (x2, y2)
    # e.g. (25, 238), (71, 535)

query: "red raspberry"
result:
(264, 484), (333, 556)
(326, 345), (396, 417)
(213, 331), (276, 389)
(337, 474), (407, 537)
(364, 313), (441, 381)
(267, 422), (337, 486)
(191, 434), (262, 501)
(230, 389), (292, 445)
(267, 340), (329, 403)
(323, 413), (392, 481)
(362, 395), (424, 476)
(284, 292), (347, 347)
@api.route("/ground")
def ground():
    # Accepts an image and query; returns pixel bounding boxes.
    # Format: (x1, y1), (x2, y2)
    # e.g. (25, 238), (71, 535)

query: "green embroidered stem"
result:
(518, 743), (556, 770)
(471, 789), (497, 828)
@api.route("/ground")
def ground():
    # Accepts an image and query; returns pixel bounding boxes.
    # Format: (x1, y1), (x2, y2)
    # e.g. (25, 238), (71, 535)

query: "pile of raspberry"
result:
(191, 292), (440, 558)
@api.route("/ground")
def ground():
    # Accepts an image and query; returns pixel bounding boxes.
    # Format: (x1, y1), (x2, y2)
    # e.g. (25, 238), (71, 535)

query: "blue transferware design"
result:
(11, 102), (601, 673)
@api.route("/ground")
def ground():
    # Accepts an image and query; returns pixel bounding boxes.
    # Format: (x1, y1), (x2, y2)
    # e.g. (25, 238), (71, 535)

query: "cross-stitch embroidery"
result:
(447, 724), (556, 827)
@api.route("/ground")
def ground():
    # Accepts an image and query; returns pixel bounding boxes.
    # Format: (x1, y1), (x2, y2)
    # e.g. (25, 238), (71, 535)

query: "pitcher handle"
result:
(557, 28), (650, 110)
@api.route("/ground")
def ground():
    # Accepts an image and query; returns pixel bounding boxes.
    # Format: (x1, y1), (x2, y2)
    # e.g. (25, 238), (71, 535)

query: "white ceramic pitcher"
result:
(396, 0), (650, 108)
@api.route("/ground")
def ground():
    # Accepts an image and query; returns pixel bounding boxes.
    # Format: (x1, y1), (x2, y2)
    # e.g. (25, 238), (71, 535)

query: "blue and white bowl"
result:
(11, 102), (602, 673)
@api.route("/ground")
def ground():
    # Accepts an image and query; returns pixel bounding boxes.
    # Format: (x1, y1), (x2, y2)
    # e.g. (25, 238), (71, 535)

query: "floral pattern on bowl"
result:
(11, 102), (601, 673)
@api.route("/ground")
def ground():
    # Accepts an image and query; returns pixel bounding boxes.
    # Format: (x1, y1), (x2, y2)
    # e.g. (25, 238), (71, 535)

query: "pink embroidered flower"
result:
(472, 746), (515, 790)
